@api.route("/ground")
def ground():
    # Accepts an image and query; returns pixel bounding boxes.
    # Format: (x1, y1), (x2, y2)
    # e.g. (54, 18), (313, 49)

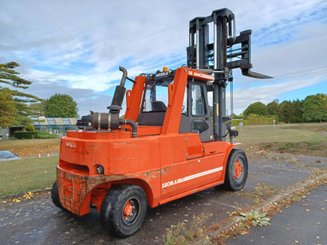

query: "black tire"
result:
(51, 181), (64, 210)
(224, 149), (248, 191)
(100, 185), (148, 238)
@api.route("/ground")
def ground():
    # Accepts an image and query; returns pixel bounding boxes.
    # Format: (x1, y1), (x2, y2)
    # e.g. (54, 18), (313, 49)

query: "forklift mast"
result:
(187, 8), (271, 140)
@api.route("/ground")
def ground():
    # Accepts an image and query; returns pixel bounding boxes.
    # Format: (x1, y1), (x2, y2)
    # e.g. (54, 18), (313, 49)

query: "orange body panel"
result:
(125, 75), (146, 121)
(57, 67), (235, 216)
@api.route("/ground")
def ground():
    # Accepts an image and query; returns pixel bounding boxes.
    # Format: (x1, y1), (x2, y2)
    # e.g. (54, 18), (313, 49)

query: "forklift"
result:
(51, 8), (270, 238)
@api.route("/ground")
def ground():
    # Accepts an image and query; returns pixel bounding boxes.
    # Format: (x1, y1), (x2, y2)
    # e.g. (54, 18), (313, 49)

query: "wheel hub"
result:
(233, 160), (243, 179)
(122, 199), (138, 224)
(123, 201), (134, 217)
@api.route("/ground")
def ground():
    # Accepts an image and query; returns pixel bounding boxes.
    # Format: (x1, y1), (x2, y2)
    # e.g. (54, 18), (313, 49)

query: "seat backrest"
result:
(151, 101), (167, 112)
(137, 112), (166, 126)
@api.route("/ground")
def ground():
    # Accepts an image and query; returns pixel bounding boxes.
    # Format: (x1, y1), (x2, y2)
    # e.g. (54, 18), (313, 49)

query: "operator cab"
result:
(138, 74), (169, 127)
(180, 80), (212, 142)
(138, 70), (213, 142)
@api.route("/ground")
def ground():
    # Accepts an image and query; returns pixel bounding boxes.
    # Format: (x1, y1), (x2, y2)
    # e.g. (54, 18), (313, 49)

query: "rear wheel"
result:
(51, 181), (64, 210)
(100, 185), (148, 238)
(224, 149), (248, 191)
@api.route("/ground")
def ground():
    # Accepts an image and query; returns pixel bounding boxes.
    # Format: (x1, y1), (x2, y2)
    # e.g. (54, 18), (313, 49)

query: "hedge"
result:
(245, 114), (278, 125)
(35, 131), (58, 139)
(13, 131), (59, 139)
(14, 131), (37, 139)
(231, 114), (279, 126)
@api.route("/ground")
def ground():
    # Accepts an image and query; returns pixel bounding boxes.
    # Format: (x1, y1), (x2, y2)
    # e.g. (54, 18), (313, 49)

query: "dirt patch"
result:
(0, 139), (60, 157)
(280, 123), (327, 133)
(240, 183), (277, 205)
(0, 189), (50, 207)
(259, 141), (327, 157)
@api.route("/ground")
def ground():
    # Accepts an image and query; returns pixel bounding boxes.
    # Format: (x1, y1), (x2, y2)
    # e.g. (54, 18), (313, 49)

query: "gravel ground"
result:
(0, 152), (326, 245)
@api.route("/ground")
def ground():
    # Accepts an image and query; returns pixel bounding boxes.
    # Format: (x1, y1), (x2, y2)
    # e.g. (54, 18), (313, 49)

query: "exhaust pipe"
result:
(91, 112), (137, 137)
(90, 67), (138, 137)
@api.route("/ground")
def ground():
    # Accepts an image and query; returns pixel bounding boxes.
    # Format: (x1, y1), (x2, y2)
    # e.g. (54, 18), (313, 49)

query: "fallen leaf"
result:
(12, 198), (21, 203)
(240, 229), (249, 235)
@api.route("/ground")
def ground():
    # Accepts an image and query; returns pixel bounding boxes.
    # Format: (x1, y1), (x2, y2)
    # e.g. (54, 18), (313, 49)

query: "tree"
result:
(0, 88), (17, 127)
(278, 100), (304, 123)
(44, 94), (78, 118)
(289, 99), (304, 123)
(243, 102), (268, 119)
(0, 61), (41, 126)
(267, 101), (279, 115)
(278, 101), (291, 123)
(28, 102), (45, 117)
(303, 93), (327, 122)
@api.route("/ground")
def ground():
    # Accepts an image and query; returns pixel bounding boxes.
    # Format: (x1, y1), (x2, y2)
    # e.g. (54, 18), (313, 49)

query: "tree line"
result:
(0, 62), (78, 129)
(242, 93), (327, 123)
(1, 61), (325, 129)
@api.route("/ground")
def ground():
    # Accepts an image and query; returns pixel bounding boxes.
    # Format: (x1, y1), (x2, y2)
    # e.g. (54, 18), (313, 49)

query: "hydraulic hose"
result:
(119, 119), (137, 138)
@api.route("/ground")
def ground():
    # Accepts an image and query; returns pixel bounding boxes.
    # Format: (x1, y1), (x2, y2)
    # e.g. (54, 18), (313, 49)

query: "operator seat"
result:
(151, 101), (167, 112)
(137, 101), (166, 126)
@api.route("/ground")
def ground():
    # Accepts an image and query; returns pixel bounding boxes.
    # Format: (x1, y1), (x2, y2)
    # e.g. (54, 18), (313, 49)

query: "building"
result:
(33, 116), (77, 135)
(0, 127), (9, 140)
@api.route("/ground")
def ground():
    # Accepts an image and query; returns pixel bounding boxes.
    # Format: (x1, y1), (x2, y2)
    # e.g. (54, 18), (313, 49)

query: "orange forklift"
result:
(51, 8), (270, 237)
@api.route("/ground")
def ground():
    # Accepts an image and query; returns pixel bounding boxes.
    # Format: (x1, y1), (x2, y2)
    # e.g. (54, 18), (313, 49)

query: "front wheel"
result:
(100, 185), (148, 238)
(224, 149), (248, 191)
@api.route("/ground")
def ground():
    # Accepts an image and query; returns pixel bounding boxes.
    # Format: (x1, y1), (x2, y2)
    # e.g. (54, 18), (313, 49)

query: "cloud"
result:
(229, 21), (327, 113)
(1, 0), (326, 116)
(27, 81), (112, 116)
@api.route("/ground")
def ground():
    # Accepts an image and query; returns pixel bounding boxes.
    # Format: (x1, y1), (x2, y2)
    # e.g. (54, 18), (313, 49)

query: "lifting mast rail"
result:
(187, 8), (272, 141)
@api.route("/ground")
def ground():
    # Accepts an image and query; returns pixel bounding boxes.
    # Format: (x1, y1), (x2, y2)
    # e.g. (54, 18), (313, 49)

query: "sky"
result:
(1, 0), (326, 116)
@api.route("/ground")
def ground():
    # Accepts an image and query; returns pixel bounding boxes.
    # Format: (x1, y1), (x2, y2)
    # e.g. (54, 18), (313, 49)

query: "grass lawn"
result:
(0, 138), (60, 158)
(0, 123), (326, 197)
(236, 123), (327, 156)
(0, 156), (58, 197)
(237, 123), (327, 144)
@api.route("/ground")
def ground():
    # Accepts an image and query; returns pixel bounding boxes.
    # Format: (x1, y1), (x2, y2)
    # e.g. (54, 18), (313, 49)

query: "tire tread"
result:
(100, 185), (147, 238)
(224, 149), (248, 191)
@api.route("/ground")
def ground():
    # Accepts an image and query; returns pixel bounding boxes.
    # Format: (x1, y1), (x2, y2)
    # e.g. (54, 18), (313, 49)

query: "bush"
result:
(25, 124), (35, 131)
(36, 131), (58, 139)
(243, 102), (268, 119)
(13, 131), (58, 140)
(232, 119), (244, 127)
(14, 131), (37, 139)
(244, 114), (278, 125)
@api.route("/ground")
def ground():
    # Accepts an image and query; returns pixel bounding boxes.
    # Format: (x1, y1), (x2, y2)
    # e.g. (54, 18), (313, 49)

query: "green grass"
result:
(0, 156), (58, 197)
(35, 131), (59, 139)
(1, 123), (326, 197)
(236, 123), (327, 145)
(235, 123), (327, 156)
